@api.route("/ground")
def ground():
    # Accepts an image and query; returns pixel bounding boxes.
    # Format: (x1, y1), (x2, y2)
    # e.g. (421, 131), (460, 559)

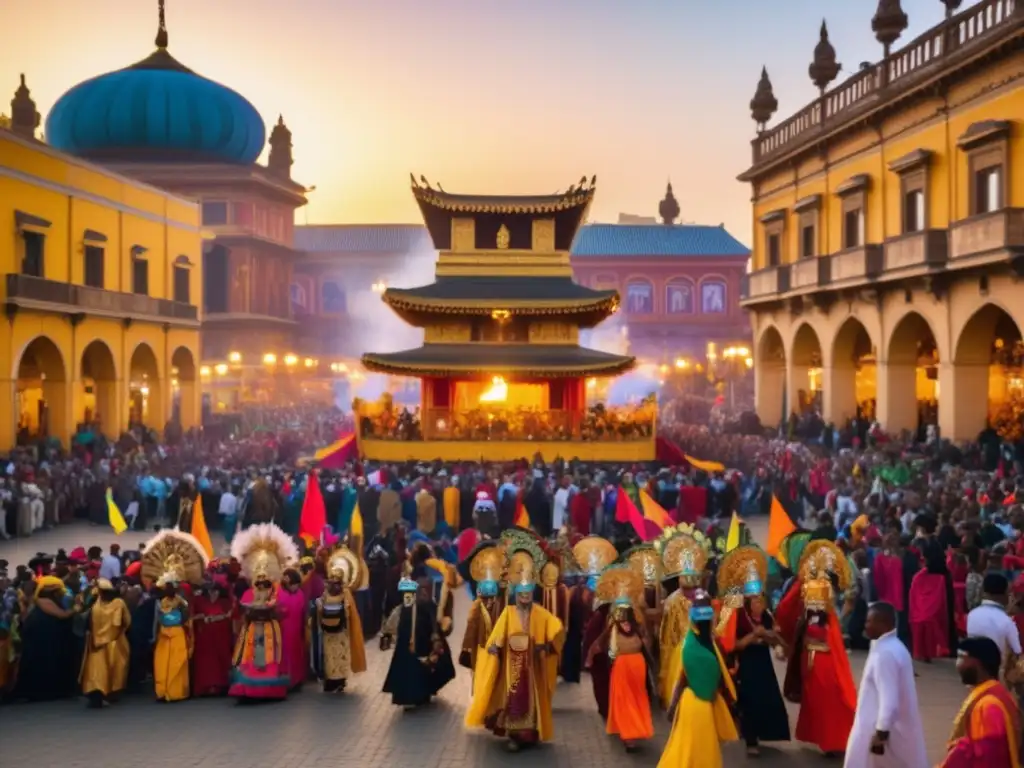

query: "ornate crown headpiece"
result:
(654, 524), (710, 586)
(717, 545), (768, 599)
(572, 535), (618, 576)
(142, 529), (209, 587)
(326, 546), (360, 590)
(230, 523), (299, 584)
(797, 540), (851, 612)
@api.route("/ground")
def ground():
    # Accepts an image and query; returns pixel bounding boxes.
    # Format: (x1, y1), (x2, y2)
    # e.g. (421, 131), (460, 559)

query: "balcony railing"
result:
(949, 208), (1024, 262)
(5, 274), (198, 323)
(751, 0), (1020, 166)
(790, 256), (831, 291)
(882, 229), (948, 274)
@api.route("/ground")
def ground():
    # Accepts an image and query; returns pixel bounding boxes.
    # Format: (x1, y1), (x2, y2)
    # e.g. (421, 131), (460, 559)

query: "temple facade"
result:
(570, 183), (751, 361)
(741, 0), (1024, 441)
(359, 177), (655, 462)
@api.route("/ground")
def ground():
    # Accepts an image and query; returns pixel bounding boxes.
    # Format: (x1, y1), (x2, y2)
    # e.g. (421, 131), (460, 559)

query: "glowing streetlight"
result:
(200, 365), (211, 377)
(284, 354), (298, 367)
(674, 358), (689, 370)
(228, 351), (242, 364)
(304, 357), (315, 368)
(659, 363), (669, 375)
(215, 363), (228, 376)
(263, 353), (277, 365)
(745, 357), (754, 368)
(371, 280), (387, 294)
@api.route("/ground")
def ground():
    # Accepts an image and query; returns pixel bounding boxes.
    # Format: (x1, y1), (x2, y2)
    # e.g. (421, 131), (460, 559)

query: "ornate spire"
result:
(155, 0), (169, 49)
(941, 0), (963, 17)
(268, 115), (293, 178)
(659, 181), (680, 226)
(749, 66), (778, 131)
(809, 20), (841, 93)
(872, 0), (908, 51)
(10, 74), (40, 140)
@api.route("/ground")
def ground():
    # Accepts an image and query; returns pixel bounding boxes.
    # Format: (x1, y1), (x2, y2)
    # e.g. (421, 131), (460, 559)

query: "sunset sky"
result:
(1, 0), (957, 244)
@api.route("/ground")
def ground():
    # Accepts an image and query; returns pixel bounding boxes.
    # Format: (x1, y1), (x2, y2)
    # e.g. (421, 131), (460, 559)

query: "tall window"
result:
(624, 279), (654, 314)
(22, 231), (44, 277)
(843, 208), (864, 249)
(201, 201), (228, 225)
(84, 245), (104, 288)
(974, 166), (1002, 214)
(766, 233), (781, 267)
(173, 265), (190, 304)
(903, 189), (925, 233)
(800, 224), (816, 259)
(132, 259), (149, 296)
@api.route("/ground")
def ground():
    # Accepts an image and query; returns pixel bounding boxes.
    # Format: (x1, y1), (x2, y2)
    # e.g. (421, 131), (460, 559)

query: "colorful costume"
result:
(191, 584), (235, 696)
(777, 540), (857, 755)
(941, 678), (1022, 767)
(142, 529), (209, 702)
(312, 546), (367, 692)
(658, 594), (738, 768)
(459, 546), (505, 694)
(653, 523), (711, 708)
(229, 523), (298, 700)
(564, 536), (615, 686)
(466, 537), (565, 750)
(381, 577), (454, 707)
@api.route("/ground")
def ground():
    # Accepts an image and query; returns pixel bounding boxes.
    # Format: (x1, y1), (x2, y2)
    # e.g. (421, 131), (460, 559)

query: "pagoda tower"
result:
(359, 176), (646, 461)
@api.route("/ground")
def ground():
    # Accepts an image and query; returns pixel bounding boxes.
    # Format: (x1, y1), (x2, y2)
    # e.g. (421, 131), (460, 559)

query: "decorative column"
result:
(876, 358), (917, 434)
(937, 361), (989, 442)
(754, 359), (785, 427)
(822, 362), (858, 425)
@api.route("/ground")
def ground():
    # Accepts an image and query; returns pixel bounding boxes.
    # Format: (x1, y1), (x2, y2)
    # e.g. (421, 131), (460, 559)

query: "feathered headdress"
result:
(230, 523), (299, 584)
(142, 529), (209, 587)
(326, 546), (361, 590)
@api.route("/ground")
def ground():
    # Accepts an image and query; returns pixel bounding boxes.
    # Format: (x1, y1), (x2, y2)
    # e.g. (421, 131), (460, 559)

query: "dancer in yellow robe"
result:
(466, 560), (564, 752)
(80, 578), (131, 707)
(659, 590), (738, 768)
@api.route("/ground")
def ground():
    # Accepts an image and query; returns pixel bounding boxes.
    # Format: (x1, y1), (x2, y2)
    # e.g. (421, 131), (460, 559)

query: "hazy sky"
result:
(1, 0), (959, 243)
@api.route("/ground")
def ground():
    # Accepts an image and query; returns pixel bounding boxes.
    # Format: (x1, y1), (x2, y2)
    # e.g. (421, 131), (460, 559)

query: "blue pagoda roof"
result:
(571, 223), (750, 258)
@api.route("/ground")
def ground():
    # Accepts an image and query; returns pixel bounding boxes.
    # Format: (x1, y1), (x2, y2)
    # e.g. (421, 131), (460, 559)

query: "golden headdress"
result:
(326, 546), (361, 590)
(501, 529), (547, 588)
(595, 563), (643, 611)
(572, 535), (618, 576)
(469, 545), (506, 585)
(798, 540), (851, 612)
(717, 545), (768, 598)
(142, 529), (209, 587)
(622, 543), (664, 587)
(230, 522), (299, 584)
(654, 523), (710, 586)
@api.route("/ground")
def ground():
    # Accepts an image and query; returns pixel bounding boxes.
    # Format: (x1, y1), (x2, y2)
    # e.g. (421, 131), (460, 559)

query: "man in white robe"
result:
(844, 601), (928, 768)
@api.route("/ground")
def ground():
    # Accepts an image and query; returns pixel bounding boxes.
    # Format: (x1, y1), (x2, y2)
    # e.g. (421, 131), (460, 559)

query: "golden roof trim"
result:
(384, 292), (619, 315)
(360, 355), (635, 378)
(409, 176), (597, 214)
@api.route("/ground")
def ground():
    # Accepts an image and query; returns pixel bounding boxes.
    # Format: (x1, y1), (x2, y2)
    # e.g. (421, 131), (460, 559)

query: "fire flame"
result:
(479, 375), (508, 403)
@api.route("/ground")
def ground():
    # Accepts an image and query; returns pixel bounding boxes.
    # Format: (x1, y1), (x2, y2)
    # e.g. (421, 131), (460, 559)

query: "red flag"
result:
(299, 470), (327, 547)
(615, 486), (661, 541)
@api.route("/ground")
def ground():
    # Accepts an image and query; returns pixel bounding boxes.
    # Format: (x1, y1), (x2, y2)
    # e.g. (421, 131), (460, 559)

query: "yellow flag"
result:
(725, 511), (742, 552)
(105, 489), (127, 535)
(350, 501), (364, 539)
(189, 494), (215, 559)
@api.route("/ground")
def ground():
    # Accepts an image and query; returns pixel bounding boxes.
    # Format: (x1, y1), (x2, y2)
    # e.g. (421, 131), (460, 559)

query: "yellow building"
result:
(0, 125), (202, 450)
(740, 0), (1024, 441)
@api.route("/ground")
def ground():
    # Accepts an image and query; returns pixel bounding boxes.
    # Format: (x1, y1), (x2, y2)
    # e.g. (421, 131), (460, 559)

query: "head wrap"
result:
(34, 575), (66, 599)
(958, 636), (1002, 679)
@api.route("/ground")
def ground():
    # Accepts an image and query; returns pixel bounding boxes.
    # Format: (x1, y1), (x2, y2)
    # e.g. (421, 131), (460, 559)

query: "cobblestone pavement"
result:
(1, 520), (965, 767)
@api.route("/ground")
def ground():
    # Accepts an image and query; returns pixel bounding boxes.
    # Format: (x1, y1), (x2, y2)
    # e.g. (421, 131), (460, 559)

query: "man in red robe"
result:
(191, 577), (235, 696)
(941, 636), (1022, 767)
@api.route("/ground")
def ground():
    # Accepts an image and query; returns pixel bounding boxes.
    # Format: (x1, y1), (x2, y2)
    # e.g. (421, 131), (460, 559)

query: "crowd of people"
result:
(2, 401), (1024, 767)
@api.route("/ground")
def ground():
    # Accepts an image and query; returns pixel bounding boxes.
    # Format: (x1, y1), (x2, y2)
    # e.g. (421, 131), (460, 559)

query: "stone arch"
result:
(79, 339), (119, 437)
(170, 346), (199, 430)
(128, 342), (163, 430)
(880, 311), (939, 437)
(14, 335), (68, 445)
(828, 317), (877, 424)
(951, 303), (1024, 440)
(755, 325), (786, 427)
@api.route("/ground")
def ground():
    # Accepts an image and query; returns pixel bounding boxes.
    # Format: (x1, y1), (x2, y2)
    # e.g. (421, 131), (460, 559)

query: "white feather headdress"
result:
(230, 523), (299, 583)
(142, 529), (210, 586)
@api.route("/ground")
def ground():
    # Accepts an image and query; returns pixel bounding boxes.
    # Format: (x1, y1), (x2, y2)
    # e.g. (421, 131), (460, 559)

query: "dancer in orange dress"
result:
(777, 540), (857, 758)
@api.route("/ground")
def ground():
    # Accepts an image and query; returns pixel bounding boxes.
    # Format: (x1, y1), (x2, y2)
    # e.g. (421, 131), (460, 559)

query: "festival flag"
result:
(188, 494), (215, 559)
(299, 470), (327, 547)
(105, 489), (128, 535)
(350, 500), (364, 540)
(766, 494), (797, 557)
(314, 433), (357, 470)
(366, 468), (388, 486)
(684, 455), (726, 473)
(615, 486), (662, 541)
(639, 489), (674, 529)
(725, 511), (742, 552)
(513, 490), (531, 528)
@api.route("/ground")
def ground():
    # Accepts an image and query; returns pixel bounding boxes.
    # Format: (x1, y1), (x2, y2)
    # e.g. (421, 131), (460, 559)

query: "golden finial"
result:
(156, 0), (169, 49)
(496, 224), (510, 250)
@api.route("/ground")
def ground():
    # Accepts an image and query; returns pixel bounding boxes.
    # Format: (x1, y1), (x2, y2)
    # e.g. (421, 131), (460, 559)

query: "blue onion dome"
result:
(45, 5), (265, 165)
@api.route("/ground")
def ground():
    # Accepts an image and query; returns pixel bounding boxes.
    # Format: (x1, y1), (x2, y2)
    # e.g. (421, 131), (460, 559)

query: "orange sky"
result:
(0, 0), (956, 244)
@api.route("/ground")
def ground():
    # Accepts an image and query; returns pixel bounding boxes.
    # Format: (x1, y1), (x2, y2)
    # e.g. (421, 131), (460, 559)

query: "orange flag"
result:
(513, 490), (531, 528)
(299, 470), (327, 547)
(189, 494), (215, 559)
(639, 489), (674, 529)
(766, 495), (797, 558)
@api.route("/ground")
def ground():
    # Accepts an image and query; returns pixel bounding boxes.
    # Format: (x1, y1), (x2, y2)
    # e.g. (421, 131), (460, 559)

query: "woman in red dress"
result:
(191, 578), (236, 696)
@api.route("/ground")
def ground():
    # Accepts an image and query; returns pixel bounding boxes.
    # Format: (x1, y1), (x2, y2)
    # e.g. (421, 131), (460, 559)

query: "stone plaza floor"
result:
(0, 520), (965, 767)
